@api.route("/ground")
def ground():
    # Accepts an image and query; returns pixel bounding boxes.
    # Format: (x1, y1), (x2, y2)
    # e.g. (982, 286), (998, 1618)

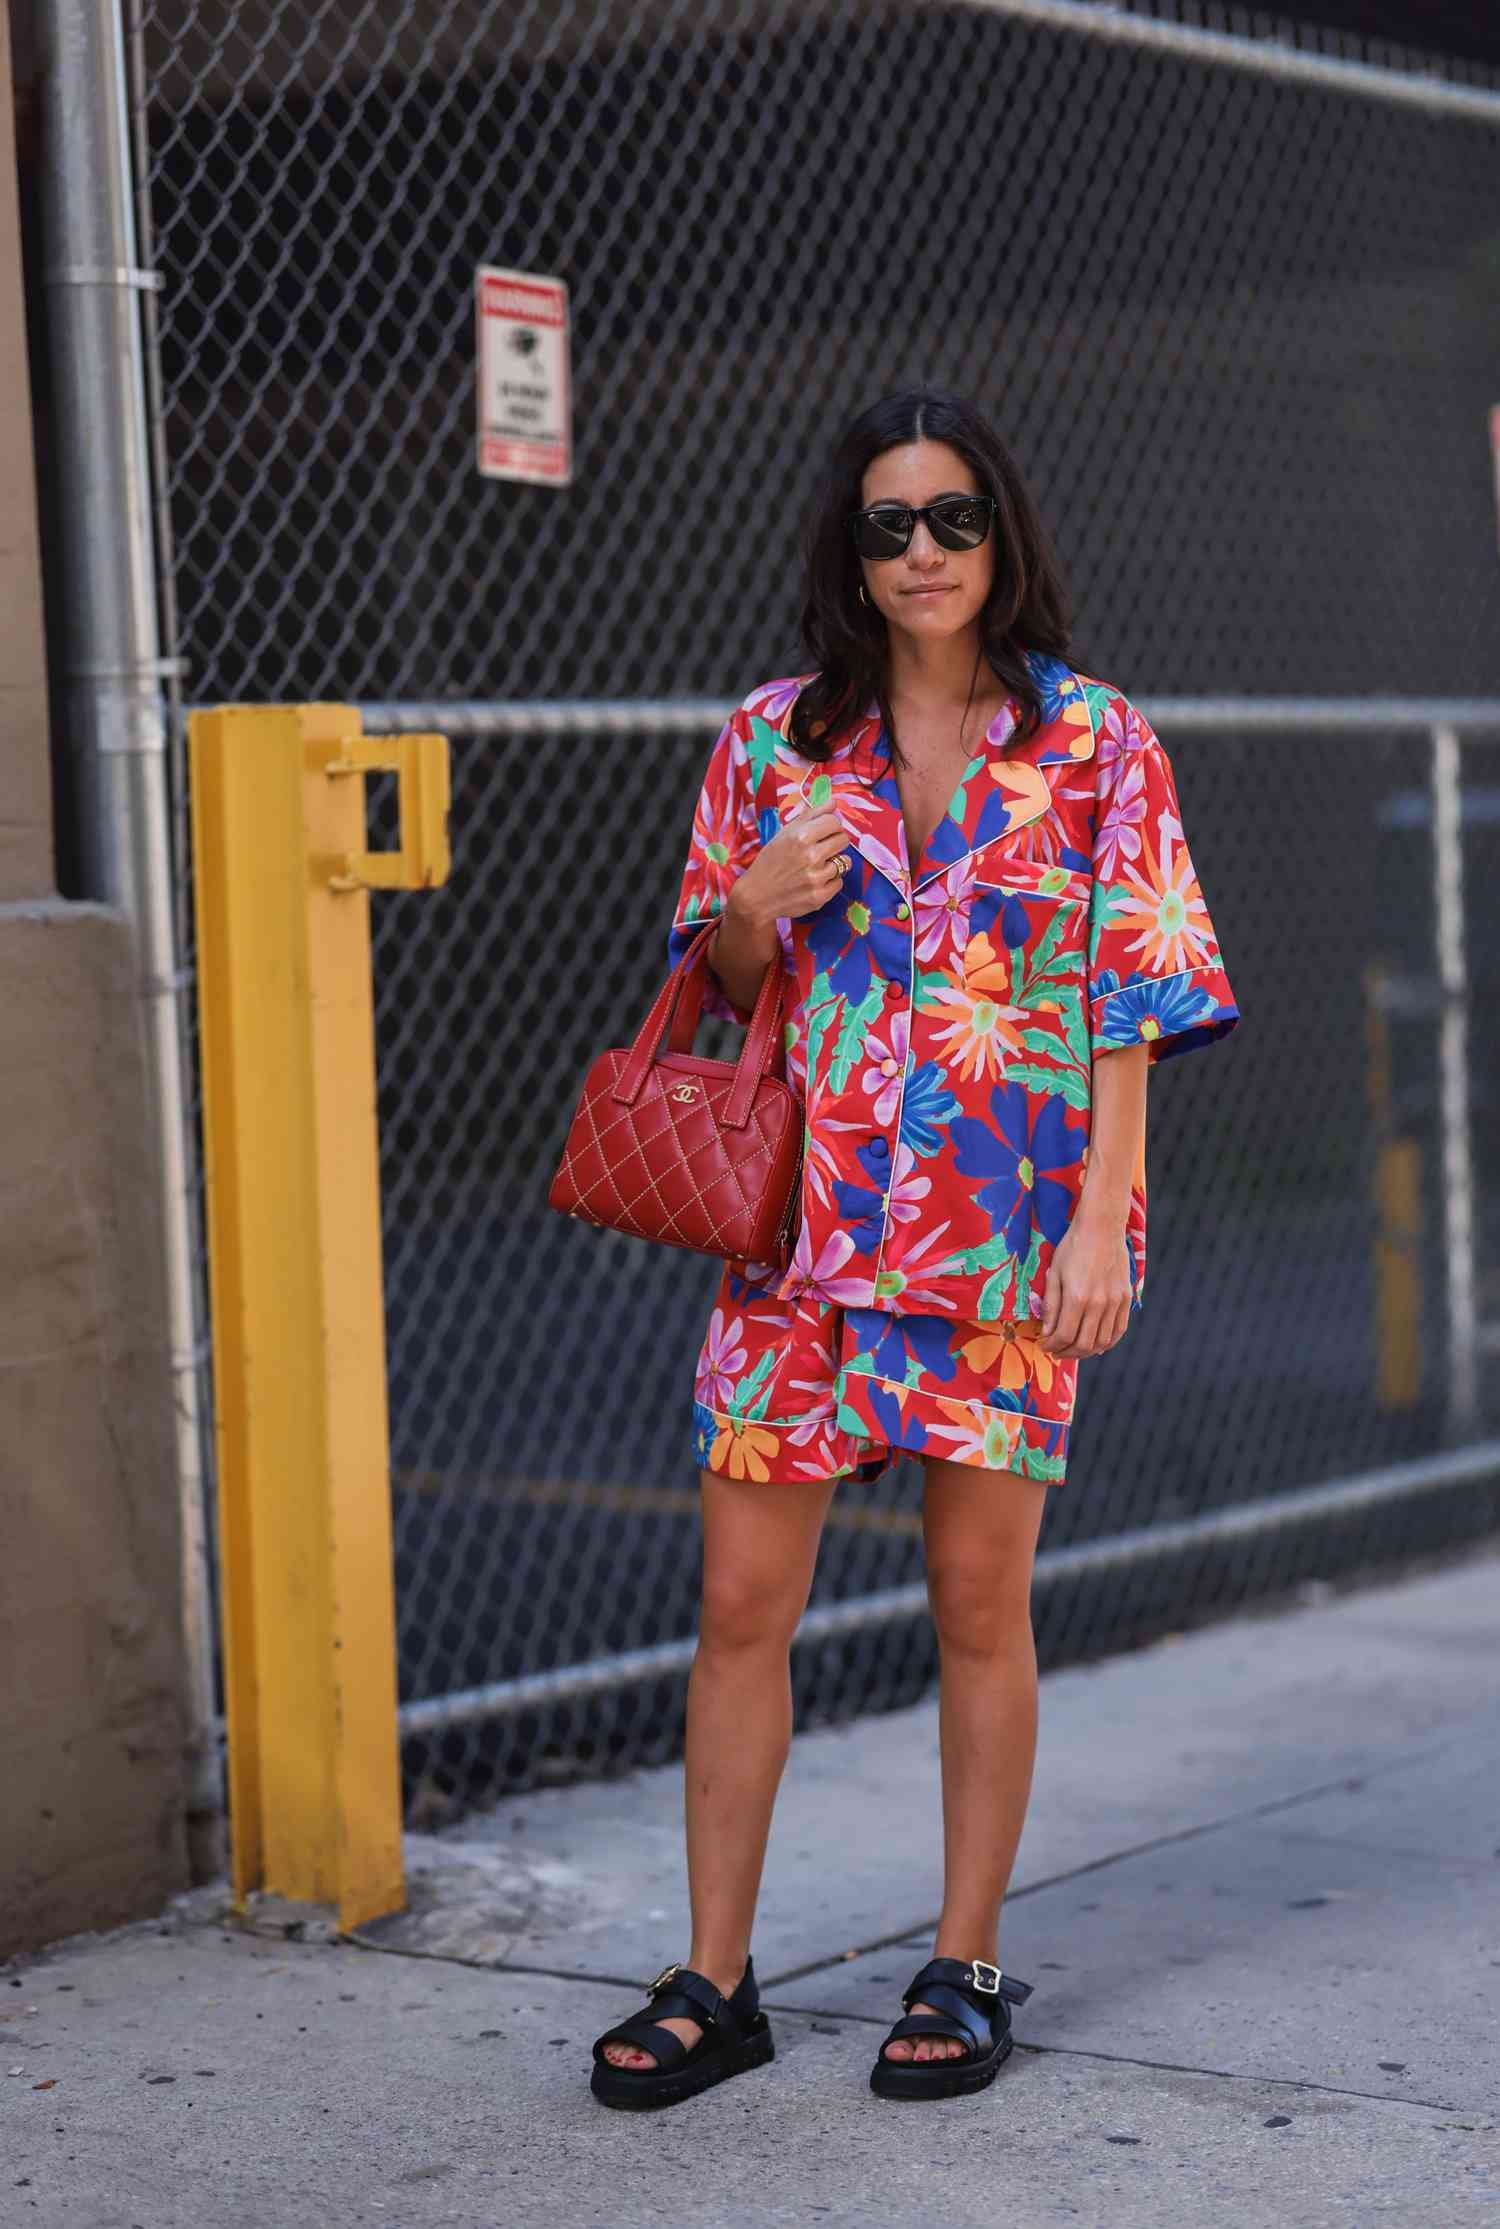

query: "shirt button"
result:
(880, 1058), (898, 1077)
(896, 901), (911, 920)
(869, 1138), (889, 1160)
(885, 978), (903, 1000)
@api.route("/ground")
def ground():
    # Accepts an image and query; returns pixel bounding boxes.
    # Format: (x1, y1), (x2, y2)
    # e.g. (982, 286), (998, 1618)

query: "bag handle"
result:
(613, 917), (785, 1127)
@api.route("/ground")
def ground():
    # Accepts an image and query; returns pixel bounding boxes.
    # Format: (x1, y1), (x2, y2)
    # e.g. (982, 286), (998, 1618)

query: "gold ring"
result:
(835, 852), (851, 876)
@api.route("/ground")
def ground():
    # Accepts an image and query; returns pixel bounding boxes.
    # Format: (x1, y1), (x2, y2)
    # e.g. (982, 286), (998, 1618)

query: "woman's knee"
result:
(698, 1565), (805, 1653)
(925, 1558), (1035, 1656)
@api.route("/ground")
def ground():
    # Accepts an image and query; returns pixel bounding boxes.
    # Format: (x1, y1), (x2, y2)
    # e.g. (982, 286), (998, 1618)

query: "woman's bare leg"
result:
(601, 1464), (839, 2068)
(879, 1457), (1050, 2065)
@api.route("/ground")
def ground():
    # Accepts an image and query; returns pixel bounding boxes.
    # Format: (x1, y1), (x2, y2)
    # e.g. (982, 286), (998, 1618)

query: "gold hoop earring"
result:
(859, 582), (871, 607)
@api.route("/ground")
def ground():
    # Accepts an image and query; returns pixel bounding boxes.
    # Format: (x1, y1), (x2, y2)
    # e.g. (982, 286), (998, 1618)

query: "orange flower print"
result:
(1108, 833), (1218, 977)
(956, 1316), (1062, 1397)
(929, 933), (1030, 1082)
(710, 1416), (781, 1482)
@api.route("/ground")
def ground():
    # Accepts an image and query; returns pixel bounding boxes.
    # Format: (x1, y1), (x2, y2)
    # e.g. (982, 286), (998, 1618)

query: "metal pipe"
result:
(178, 696), (1500, 740)
(36, 0), (222, 1870)
(950, 0), (1500, 124)
(392, 1438), (1500, 1737)
(1430, 725), (1478, 1437)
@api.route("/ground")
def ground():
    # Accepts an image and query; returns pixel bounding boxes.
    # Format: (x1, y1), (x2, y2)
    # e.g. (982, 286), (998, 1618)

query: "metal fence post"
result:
(188, 702), (450, 1928)
(1429, 723), (1478, 1438)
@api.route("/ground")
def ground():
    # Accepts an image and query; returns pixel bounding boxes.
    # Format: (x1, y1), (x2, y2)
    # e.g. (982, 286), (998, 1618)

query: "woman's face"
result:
(856, 438), (996, 644)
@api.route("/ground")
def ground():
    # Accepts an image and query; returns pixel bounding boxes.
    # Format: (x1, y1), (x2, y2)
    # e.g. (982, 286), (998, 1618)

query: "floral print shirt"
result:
(666, 650), (1242, 1325)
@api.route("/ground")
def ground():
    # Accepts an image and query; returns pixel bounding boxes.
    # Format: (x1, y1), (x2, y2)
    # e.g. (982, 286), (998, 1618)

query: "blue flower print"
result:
(1093, 969), (1219, 1058)
(895, 1059), (962, 1159)
(949, 1084), (1083, 1255)
(849, 1307), (959, 1388)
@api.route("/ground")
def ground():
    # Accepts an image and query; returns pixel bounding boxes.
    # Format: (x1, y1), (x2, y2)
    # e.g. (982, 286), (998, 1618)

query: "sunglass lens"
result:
(928, 497), (993, 550)
(852, 506), (913, 559)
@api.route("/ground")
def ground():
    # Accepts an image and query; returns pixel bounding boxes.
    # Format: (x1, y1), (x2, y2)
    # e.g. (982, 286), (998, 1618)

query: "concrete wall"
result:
(0, 1), (190, 1954)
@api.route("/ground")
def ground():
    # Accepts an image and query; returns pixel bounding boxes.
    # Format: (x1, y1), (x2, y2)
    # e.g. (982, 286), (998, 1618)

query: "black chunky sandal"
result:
(590, 1956), (775, 2111)
(869, 1955), (1034, 2101)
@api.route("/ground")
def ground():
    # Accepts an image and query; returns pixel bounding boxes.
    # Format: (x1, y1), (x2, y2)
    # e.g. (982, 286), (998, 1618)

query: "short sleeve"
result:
(666, 698), (765, 1024)
(1087, 701), (1241, 1065)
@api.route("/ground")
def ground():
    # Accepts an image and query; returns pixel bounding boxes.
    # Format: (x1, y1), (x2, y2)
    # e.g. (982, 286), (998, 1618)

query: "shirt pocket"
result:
(968, 851), (1092, 1080)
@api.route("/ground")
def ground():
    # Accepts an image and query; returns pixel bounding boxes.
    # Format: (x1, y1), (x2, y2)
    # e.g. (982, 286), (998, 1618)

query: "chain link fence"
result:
(133, 0), (1500, 1815)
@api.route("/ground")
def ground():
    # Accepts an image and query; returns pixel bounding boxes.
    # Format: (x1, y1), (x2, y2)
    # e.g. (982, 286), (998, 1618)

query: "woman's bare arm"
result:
(1076, 1040), (1149, 1230)
(1039, 1039), (1149, 1357)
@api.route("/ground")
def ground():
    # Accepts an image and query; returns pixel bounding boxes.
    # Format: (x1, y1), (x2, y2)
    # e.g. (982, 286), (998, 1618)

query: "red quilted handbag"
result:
(548, 919), (803, 1270)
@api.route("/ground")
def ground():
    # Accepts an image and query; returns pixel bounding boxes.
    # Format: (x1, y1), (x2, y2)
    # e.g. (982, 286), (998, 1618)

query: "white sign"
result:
(476, 266), (572, 485)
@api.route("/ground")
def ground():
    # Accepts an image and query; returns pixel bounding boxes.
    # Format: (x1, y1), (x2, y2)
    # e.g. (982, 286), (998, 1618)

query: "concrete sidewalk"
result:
(4, 1548), (1498, 2229)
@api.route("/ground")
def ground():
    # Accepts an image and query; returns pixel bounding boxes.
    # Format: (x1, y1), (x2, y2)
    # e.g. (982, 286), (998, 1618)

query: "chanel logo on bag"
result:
(669, 1082), (701, 1104)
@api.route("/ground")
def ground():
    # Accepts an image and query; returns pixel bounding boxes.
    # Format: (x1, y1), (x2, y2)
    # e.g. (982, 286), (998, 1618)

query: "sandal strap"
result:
(903, 1956), (1034, 2011)
(896, 1985), (992, 2055)
(647, 1964), (740, 2037)
(882, 2010), (981, 2058)
(591, 2013), (690, 2070)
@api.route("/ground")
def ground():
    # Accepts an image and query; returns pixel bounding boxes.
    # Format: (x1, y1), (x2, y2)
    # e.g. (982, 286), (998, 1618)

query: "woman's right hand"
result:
(727, 807), (851, 930)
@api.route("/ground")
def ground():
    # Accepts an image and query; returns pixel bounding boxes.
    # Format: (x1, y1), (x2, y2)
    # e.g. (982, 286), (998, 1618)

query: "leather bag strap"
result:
(612, 917), (784, 1126)
(724, 946), (785, 1128)
(612, 922), (718, 1105)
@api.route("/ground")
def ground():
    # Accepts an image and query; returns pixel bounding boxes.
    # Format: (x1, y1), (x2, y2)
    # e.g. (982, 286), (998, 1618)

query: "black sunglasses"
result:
(847, 493), (997, 561)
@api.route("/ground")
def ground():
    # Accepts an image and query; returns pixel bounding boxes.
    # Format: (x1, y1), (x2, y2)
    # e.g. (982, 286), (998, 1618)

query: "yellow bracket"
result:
(323, 730), (451, 891)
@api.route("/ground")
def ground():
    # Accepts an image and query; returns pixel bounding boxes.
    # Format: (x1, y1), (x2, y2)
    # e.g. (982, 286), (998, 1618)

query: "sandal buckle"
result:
(648, 1962), (682, 1994)
(969, 1958), (1002, 1995)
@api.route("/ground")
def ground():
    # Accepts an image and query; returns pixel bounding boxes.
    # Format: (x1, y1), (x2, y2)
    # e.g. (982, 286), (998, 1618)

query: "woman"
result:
(590, 387), (1241, 2109)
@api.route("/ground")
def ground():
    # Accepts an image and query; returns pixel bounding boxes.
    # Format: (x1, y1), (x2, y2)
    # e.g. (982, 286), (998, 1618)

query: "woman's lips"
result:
(902, 585), (953, 597)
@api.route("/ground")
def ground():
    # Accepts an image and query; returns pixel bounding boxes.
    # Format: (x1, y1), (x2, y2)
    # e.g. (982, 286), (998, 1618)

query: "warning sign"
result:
(476, 266), (572, 486)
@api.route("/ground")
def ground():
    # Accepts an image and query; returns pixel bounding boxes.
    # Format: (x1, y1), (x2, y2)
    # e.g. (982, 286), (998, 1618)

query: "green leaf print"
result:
(835, 1353), (876, 1436)
(1003, 1060), (1091, 1109)
(1081, 677), (1115, 726)
(1054, 994), (1090, 1071)
(733, 1347), (778, 1418)
(1019, 1442), (1067, 1485)
(942, 755), (984, 830)
(803, 980), (843, 1081)
(745, 714), (784, 787)
(937, 1231), (1014, 1276)
(1014, 1225), (1044, 1318)
(829, 983), (886, 1092)
(1088, 882), (1123, 963)
(976, 1260), (1017, 1321)
(1026, 903), (1080, 983)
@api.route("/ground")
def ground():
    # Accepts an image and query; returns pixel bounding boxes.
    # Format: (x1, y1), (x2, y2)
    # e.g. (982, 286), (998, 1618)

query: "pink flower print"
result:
(780, 1224), (871, 1307)
(695, 1309), (748, 1408)
(750, 674), (808, 724)
(859, 1008), (910, 1126)
(914, 858), (977, 961)
(871, 1218), (957, 1311)
(782, 1374), (840, 1433)
(1094, 751), (1148, 884)
(883, 1138), (932, 1226)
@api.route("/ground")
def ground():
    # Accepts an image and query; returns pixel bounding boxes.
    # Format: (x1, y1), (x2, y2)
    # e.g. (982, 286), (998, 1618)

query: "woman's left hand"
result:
(1037, 1209), (1134, 1359)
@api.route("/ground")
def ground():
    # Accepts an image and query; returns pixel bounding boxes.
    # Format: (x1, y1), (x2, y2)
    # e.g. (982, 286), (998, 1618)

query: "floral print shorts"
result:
(690, 1259), (1079, 1488)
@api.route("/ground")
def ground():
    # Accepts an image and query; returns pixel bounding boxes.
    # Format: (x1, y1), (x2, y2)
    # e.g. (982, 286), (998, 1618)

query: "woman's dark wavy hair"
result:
(788, 387), (1076, 766)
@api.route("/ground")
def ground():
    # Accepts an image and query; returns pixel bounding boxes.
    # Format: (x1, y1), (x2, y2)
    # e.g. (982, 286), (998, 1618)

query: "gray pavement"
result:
(3, 1548), (1498, 2229)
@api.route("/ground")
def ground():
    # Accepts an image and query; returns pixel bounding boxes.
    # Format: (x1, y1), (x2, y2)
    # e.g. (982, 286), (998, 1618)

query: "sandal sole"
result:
(590, 2018), (775, 2111)
(869, 2029), (1013, 2101)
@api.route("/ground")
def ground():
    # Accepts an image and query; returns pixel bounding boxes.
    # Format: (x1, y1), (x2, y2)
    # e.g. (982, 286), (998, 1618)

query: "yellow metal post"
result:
(189, 703), (451, 1930)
